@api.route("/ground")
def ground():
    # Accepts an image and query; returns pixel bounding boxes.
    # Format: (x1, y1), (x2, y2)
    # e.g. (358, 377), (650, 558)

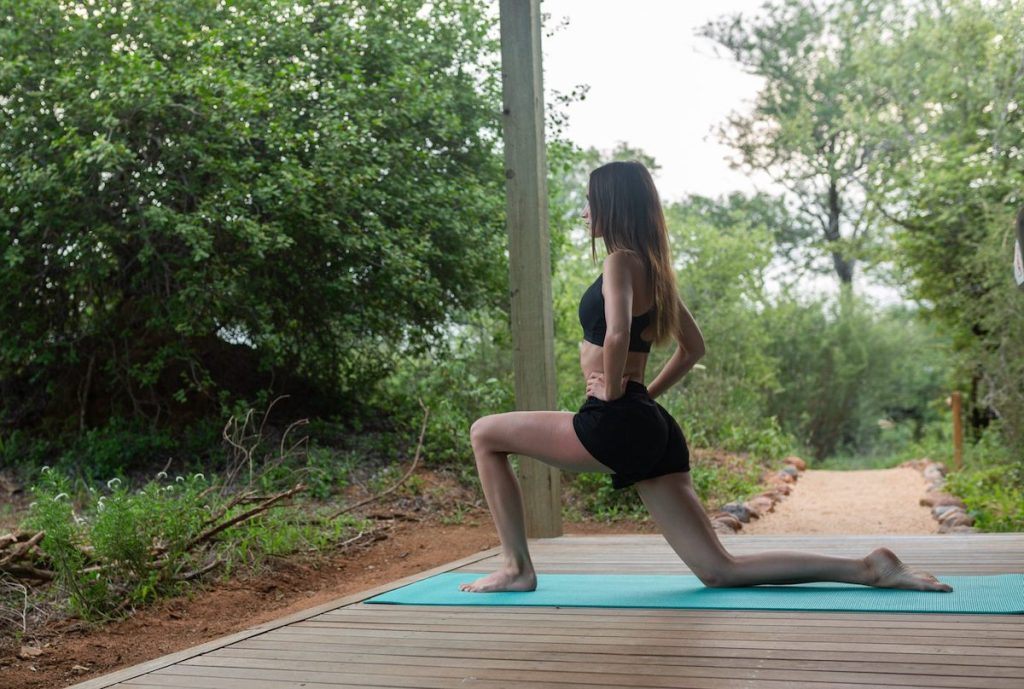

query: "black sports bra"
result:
(578, 274), (654, 353)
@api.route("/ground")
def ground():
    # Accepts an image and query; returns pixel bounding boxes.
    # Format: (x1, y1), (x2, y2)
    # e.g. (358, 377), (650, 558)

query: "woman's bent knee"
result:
(695, 558), (738, 588)
(470, 415), (499, 454)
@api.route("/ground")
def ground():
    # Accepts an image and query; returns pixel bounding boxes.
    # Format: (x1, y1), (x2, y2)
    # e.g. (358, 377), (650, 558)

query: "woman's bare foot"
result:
(458, 567), (537, 593)
(865, 547), (953, 592)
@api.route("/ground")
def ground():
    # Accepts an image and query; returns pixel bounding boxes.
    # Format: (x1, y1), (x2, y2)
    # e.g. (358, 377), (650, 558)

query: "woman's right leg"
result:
(635, 472), (952, 591)
(463, 410), (613, 593)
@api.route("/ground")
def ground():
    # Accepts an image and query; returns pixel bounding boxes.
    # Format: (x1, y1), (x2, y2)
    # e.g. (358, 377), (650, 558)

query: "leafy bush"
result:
(946, 464), (1024, 532)
(21, 467), (367, 619)
(0, 0), (506, 432)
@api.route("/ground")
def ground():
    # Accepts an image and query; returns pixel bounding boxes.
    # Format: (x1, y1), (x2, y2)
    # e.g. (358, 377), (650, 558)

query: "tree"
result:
(700, 0), (887, 288)
(0, 0), (506, 432)
(851, 0), (1024, 450)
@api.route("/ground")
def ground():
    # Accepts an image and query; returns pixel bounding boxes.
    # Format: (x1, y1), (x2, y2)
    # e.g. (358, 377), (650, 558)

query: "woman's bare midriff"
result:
(579, 339), (648, 390)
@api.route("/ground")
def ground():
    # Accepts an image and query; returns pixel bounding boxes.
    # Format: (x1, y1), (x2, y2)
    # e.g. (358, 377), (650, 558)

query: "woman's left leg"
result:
(461, 411), (612, 593)
(636, 472), (952, 591)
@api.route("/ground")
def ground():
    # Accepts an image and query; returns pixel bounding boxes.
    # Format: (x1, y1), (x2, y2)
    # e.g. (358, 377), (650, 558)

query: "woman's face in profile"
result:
(583, 197), (601, 237)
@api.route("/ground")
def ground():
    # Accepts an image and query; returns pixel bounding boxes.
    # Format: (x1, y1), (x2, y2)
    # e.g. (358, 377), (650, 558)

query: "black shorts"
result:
(572, 380), (690, 490)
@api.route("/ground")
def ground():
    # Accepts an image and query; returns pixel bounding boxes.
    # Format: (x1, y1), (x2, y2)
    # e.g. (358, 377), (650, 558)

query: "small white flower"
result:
(175, 476), (185, 483)
(53, 493), (69, 501)
(156, 471), (168, 480)
(106, 477), (121, 489)
(40, 466), (50, 474)
(193, 473), (205, 481)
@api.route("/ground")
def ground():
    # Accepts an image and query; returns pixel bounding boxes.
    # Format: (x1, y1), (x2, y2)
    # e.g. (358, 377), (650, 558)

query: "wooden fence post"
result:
(498, 0), (562, 538)
(951, 391), (963, 471)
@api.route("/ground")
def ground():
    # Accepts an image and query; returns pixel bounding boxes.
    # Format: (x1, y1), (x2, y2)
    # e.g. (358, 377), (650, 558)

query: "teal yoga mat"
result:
(365, 573), (1024, 614)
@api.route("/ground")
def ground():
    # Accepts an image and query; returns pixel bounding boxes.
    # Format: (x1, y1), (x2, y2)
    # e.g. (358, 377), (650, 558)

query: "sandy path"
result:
(742, 467), (937, 535)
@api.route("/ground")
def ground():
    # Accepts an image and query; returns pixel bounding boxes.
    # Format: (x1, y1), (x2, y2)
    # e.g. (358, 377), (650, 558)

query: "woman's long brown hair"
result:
(588, 161), (681, 346)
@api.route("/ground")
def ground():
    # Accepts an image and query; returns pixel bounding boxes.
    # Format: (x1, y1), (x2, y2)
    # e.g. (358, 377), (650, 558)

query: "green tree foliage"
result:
(659, 197), (785, 453)
(701, 0), (887, 286)
(762, 292), (951, 459)
(0, 0), (506, 433)
(851, 0), (1024, 454)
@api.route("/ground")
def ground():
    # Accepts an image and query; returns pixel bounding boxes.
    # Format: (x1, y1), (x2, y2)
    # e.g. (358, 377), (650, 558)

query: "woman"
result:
(460, 161), (951, 594)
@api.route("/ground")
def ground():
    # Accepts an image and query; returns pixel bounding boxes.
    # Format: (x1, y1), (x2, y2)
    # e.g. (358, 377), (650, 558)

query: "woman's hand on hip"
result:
(586, 372), (629, 401)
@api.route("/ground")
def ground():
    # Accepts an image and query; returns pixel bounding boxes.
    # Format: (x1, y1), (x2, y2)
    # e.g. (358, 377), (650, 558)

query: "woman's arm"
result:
(646, 298), (705, 400)
(598, 251), (637, 400)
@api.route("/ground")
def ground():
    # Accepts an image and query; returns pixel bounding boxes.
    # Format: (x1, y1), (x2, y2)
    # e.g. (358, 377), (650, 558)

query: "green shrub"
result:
(20, 467), (367, 619)
(946, 465), (1024, 532)
(565, 473), (647, 522)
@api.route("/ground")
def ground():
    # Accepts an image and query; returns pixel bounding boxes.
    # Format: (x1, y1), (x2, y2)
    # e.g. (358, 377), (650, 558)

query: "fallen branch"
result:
(175, 557), (222, 582)
(0, 531), (45, 568)
(186, 483), (305, 549)
(0, 564), (54, 582)
(365, 512), (422, 522)
(325, 401), (429, 521)
(200, 489), (258, 530)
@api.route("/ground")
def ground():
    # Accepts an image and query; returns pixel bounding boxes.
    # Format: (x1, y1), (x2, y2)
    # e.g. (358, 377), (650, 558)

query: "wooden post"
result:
(1014, 207), (1024, 289)
(951, 391), (963, 471)
(497, 0), (561, 538)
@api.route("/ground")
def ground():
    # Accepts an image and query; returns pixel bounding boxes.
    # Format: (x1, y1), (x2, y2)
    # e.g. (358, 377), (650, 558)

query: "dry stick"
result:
(199, 489), (257, 530)
(326, 401), (430, 521)
(0, 531), (39, 550)
(187, 482), (305, 549)
(0, 564), (54, 582)
(0, 531), (45, 568)
(175, 557), (222, 582)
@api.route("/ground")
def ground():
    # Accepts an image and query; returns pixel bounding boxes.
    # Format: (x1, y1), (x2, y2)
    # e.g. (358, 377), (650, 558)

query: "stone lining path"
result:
(741, 467), (939, 535)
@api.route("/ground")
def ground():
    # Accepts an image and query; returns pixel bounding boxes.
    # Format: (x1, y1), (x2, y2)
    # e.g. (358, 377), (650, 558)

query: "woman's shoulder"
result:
(602, 250), (644, 275)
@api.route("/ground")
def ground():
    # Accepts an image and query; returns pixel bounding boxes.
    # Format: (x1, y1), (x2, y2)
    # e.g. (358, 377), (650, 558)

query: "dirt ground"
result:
(743, 467), (937, 535)
(0, 465), (934, 689)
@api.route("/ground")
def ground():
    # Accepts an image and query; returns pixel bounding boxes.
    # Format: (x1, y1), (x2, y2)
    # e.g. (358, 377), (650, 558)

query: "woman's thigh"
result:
(471, 411), (613, 475)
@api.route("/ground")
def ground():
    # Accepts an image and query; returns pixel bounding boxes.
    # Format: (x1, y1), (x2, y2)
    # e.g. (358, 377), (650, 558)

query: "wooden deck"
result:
(71, 534), (1024, 689)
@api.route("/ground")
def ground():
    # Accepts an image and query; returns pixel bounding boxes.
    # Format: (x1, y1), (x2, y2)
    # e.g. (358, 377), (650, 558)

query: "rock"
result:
(712, 521), (738, 534)
(931, 504), (961, 519)
(900, 458), (931, 470)
(939, 511), (974, 527)
(923, 465), (946, 481)
(783, 455), (807, 471)
(920, 492), (964, 507)
(709, 512), (743, 530)
(776, 471), (796, 484)
(931, 494), (966, 508)
(780, 465), (800, 478)
(18, 646), (43, 660)
(720, 502), (753, 523)
(72, 665), (90, 673)
(747, 496), (775, 515)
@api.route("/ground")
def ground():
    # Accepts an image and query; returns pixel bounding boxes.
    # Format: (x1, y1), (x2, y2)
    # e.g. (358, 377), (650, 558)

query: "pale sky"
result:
(541, 0), (770, 202)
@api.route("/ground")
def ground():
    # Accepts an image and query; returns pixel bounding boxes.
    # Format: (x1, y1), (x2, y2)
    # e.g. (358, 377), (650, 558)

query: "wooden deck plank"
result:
(62, 533), (1023, 689)
(176, 654), (1023, 689)
(317, 608), (1023, 633)
(208, 646), (1024, 679)
(119, 662), (971, 689)
(266, 625), (1024, 657)
(232, 635), (1024, 669)
(292, 619), (1024, 647)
